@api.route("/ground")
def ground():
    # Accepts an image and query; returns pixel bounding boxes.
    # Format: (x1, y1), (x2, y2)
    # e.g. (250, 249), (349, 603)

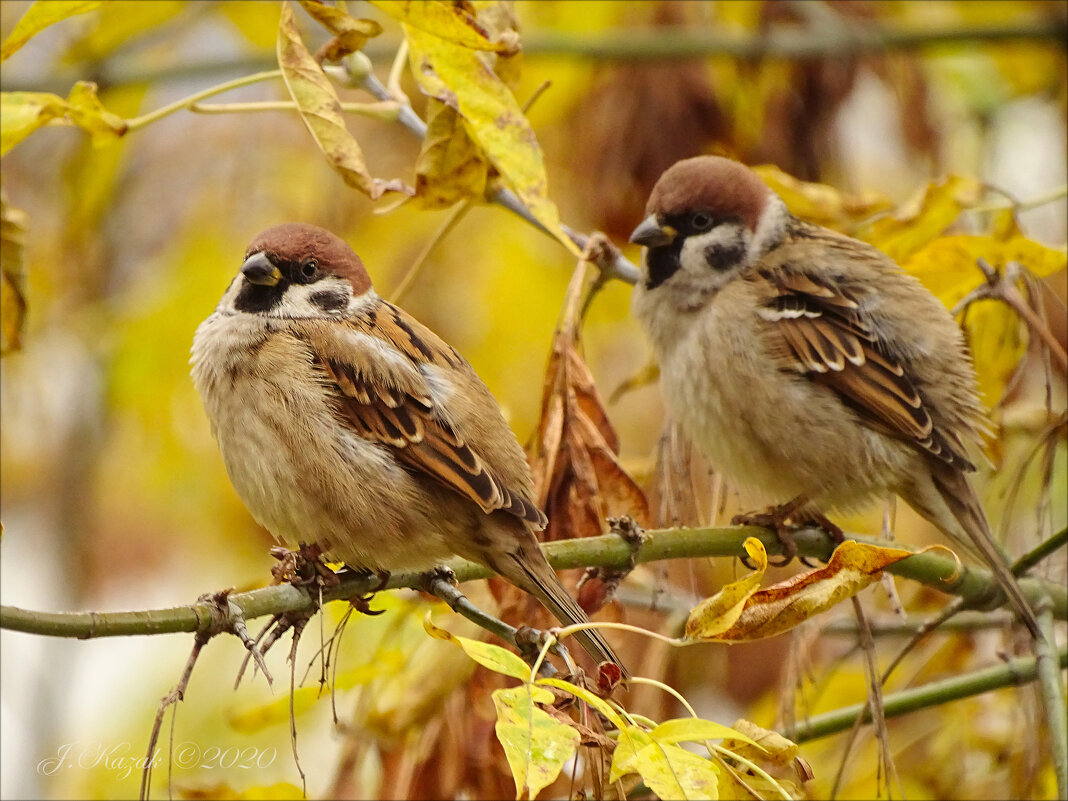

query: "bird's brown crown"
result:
(246, 223), (372, 294)
(646, 156), (771, 232)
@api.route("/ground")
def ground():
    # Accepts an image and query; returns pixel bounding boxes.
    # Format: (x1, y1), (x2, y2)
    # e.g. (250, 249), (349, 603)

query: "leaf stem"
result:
(124, 69), (282, 131)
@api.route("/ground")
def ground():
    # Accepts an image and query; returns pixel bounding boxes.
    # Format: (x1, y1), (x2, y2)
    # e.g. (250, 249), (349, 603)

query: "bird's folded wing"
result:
(754, 266), (973, 470)
(303, 314), (547, 527)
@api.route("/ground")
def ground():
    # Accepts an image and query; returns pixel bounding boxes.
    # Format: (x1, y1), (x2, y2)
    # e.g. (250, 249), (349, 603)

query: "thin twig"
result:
(124, 69), (283, 131)
(786, 645), (1068, 743)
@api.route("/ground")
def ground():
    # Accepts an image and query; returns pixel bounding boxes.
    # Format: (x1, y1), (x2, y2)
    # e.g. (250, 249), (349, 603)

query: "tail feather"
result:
(498, 542), (629, 678)
(929, 467), (1041, 639)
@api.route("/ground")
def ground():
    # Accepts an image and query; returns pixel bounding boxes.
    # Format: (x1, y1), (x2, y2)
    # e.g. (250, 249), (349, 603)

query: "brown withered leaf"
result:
(528, 248), (650, 543)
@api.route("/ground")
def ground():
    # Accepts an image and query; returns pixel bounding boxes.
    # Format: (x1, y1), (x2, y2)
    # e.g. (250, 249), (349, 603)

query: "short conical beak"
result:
(629, 214), (676, 248)
(241, 252), (283, 286)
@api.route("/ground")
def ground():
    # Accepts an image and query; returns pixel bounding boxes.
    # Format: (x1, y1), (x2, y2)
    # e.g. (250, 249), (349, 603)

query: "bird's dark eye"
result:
(691, 212), (714, 231)
(300, 259), (319, 280)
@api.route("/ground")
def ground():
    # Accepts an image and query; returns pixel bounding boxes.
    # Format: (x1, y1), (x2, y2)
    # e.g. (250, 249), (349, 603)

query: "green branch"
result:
(786, 645), (1068, 743)
(2, 525), (1064, 640)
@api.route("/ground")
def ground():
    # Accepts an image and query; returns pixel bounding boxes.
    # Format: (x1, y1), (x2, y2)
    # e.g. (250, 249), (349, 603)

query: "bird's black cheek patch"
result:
(704, 240), (747, 272)
(309, 288), (349, 312)
(645, 246), (683, 289)
(234, 282), (286, 313)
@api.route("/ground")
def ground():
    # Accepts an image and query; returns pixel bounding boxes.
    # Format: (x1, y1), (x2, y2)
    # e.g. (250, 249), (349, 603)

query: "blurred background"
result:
(1, 1), (1066, 798)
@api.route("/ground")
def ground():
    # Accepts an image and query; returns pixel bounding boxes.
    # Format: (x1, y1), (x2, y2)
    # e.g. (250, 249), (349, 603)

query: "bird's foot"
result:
(732, 501), (842, 568)
(269, 542), (340, 589)
(577, 516), (647, 612)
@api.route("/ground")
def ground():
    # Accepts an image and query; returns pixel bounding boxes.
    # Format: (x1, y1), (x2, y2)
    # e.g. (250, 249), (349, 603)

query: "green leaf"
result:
(276, 1), (409, 199)
(635, 741), (723, 800)
(423, 615), (533, 680)
(371, 0), (519, 53)
(493, 684), (579, 800)
(1, 1), (101, 62)
(650, 718), (763, 750)
(403, 21), (576, 253)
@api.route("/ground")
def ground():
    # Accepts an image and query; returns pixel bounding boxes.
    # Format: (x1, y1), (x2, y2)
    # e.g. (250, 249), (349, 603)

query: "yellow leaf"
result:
(61, 1), (184, 63)
(493, 684), (579, 800)
(413, 98), (488, 208)
(219, 1), (280, 48)
(650, 718), (763, 750)
(536, 676), (626, 730)
(903, 233), (1067, 406)
(721, 720), (798, 767)
(753, 164), (892, 232)
(1, 190), (28, 355)
(0, 91), (70, 155)
(372, 0), (519, 53)
(276, 1), (410, 199)
(610, 725), (654, 783)
(424, 614), (533, 680)
(858, 175), (984, 263)
(634, 741), (723, 799)
(403, 22), (576, 253)
(64, 81), (128, 144)
(682, 537), (768, 639)
(685, 540), (916, 642)
(1, 0), (101, 61)
(0, 82), (125, 155)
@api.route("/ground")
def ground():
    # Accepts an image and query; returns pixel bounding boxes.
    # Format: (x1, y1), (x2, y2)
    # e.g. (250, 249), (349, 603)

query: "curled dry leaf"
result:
(296, 0), (382, 63)
(1, 189), (28, 355)
(277, 1), (410, 199)
(685, 538), (917, 642)
(528, 258), (650, 545)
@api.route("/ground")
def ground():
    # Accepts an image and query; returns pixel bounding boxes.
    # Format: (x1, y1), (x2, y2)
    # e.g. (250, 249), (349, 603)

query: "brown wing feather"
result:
(756, 268), (975, 470)
(317, 355), (547, 527)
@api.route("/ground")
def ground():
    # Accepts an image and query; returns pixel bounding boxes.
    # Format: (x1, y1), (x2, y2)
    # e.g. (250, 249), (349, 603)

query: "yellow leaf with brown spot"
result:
(753, 164), (892, 233)
(277, 1), (409, 199)
(685, 539), (915, 642)
(859, 175), (984, 263)
(372, 0), (519, 53)
(682, 538), (769, 640)
(402, 21), (573, 252)
(493, 684), (579, 801)
(413, 98), (488, 208)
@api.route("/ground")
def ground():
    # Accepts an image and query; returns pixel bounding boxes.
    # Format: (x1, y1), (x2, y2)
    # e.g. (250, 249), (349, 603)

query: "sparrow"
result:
(629, 156), (1040, 637)
(190, 222), (625, 674)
